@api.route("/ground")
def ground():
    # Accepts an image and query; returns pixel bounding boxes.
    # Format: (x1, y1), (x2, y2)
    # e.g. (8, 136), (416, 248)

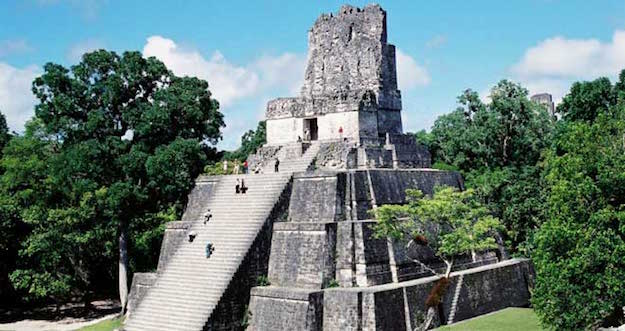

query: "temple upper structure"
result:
(265, 4), (403, 145)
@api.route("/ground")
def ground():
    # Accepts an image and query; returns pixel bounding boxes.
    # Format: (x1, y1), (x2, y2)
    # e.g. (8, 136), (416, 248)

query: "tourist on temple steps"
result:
(223, 159), (228, 174)
(243, 160), (248, 174)
(233, 160), (240, 174)
(235, 178), (240, 194)
(274, 159), (280, 173)
(203, 209), (212, 225)
(205, 242), (215, 258)
(240, 179), (248, 194)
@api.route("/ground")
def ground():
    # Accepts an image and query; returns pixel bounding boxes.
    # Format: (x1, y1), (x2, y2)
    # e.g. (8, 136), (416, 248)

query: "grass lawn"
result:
(435, 308), (542, 331)
(76, 317), (122, 331)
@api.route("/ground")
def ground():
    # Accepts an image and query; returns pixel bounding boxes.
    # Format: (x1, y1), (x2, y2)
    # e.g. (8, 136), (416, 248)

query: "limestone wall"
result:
(248, 287), (323, 331)
(300, 4), (399, 105)
(377, 109), (403, 135)
(367, 169), (464, 204)
(323, 259), (534, 331)
(269, 169), (470, 291)
(266, 110), (363, 145)
(268, 222), (337, 289)
(289, 172), (346, 222)
(267, 117), (303, 145)
(250, 259), (533, 331)
(317, 111), (361, 141)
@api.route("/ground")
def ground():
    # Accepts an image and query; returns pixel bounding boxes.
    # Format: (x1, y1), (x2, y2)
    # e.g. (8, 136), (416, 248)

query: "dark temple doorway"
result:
(304, 118), (318, 141)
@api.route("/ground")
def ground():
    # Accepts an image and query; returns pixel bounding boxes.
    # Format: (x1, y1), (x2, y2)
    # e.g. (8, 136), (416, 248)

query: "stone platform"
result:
(249, 259), (533, 331)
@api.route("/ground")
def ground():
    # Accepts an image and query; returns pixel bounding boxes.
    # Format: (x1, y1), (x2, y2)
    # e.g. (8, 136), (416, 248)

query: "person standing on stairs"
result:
(203, 209), (212, 225)
(223, 160), (228, 174)
(235, 179), (241, 194)
(240, 179), (248, 194)
(205, 242), (215, 258)
(274, 159), (280, 173)
(234, 160), (240, 174)
(243, 160), (248, 174)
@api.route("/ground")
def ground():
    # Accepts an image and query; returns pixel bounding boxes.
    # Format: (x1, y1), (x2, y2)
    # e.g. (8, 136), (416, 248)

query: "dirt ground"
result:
(0, 300), (120, 331)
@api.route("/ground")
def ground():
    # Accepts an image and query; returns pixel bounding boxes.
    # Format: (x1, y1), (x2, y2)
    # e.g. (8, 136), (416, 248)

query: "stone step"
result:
(143, 289), (224, 304)
(143, 287), (225, 300)
(125, 317), (204, 331)
(156, 271), (233, 282)
(160, 263), (238, 274)
(125, 143), (319, 330)
(166, 252), (247, 262)
(132, 307), (216, 324)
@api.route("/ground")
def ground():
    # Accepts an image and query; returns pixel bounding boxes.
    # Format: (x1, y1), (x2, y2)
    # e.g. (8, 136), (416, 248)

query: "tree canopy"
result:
(6, 50), (224, 309)
(373, 187), (502, 276)
(426, 80), (553, 254)
(532, 77), (625, 330)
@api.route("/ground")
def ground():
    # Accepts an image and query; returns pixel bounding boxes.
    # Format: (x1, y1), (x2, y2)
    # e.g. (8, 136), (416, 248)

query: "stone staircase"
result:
(124, 142), (320, 331)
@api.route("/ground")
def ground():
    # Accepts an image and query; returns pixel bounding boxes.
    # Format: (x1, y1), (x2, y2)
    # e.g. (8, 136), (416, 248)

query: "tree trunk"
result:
(444, 259), (454, 278)
(119, 225), (129, 316)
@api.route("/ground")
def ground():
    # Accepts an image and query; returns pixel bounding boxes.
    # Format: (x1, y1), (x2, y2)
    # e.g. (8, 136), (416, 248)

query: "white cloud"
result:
(67, 39), (105, 62)
(0, 62), (40, 131)
(252, 53), (306, 96)
(143, 36), (260, 107)
(396, 48), (431, 90)
(142, 35), (307, 149)
(0, 39), (33, 57)
(143, 36), (306, 107)
(511, 30), (625, 102)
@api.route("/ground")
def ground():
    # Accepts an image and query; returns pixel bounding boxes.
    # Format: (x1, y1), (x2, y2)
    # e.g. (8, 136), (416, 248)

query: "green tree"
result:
(10, 50), (224, 312)
(557, 77), (616, 122)
(1, 119), (54, 305)
(223, 120), (266, 161)
(0, 110), (17, 306)
(0, 111), (11, 151)
(429, 81), (553, 254)
(372, 186), (502, 330)
(532, 105), (625, 330)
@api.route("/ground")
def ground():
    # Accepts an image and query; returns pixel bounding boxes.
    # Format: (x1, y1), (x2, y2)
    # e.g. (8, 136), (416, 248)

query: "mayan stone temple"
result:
(123, 4), (533, 331)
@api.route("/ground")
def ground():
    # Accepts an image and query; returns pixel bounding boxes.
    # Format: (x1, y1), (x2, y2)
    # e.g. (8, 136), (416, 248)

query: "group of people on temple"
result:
(222, 159), (249, 174)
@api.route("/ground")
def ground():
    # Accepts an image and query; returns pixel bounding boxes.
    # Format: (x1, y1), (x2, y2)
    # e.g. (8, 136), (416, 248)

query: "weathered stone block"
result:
(268, 222), (337, 288)
(289, 172), (345, 222)
(248, 287), (323, 331)
(156, 221), (193, 271)
(181, 176), (219, 222)
(127, 272), (157, 315)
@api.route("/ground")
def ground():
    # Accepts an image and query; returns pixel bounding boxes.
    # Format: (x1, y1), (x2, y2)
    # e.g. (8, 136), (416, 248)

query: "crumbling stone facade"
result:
(266, 4), (403, 145)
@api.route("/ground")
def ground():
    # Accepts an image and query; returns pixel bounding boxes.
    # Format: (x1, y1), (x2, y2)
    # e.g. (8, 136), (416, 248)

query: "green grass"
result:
(435, 308), (542, 331)
(76, 317), (122, 331)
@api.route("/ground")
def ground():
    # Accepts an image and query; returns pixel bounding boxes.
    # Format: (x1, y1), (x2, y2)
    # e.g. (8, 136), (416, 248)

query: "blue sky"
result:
(1, 0), (625, 149)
